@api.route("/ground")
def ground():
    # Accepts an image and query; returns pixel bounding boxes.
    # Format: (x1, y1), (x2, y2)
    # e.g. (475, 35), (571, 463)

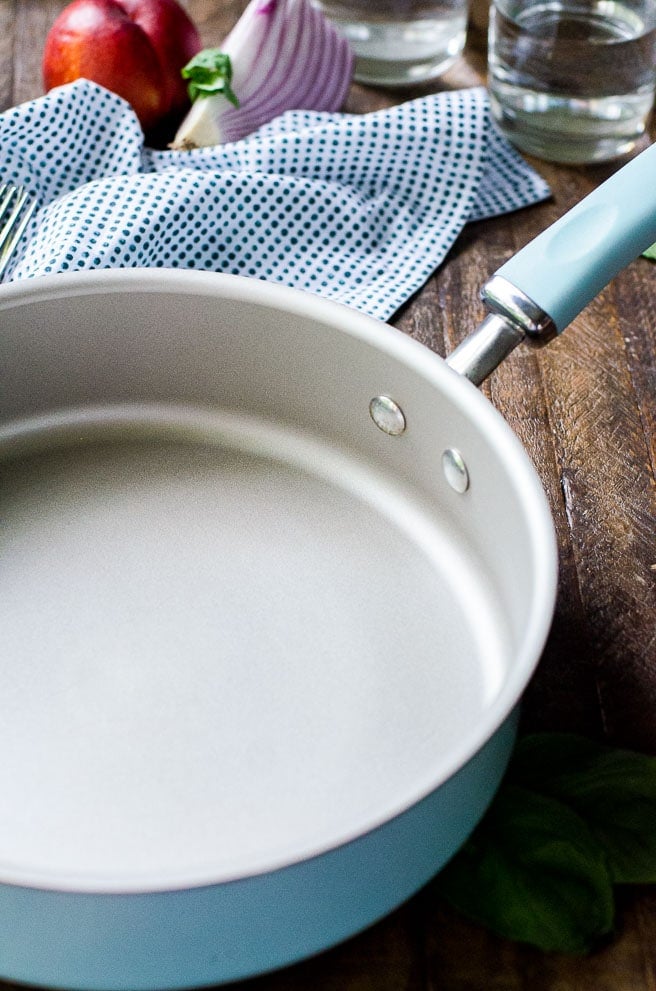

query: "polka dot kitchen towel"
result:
(0, 79), (550, 320)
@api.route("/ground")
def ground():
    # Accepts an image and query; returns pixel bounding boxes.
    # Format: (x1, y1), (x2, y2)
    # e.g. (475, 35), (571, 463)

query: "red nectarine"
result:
(42, 0), (202, 141)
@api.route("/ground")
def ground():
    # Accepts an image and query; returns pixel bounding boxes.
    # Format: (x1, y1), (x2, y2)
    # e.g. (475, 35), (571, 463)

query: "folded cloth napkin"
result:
(1, 79), (550, 320)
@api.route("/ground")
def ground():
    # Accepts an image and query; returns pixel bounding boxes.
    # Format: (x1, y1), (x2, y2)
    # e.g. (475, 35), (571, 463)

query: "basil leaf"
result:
(642, 243), (656, 260)
(509, 733), (656, 884)
(436, 784), (615, 953)
(508, 732), (602, 783)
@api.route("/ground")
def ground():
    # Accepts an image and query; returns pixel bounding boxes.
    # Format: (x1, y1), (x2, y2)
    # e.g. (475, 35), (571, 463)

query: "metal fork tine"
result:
(0, 183), (35, 278)
(0, 184), (15, 220)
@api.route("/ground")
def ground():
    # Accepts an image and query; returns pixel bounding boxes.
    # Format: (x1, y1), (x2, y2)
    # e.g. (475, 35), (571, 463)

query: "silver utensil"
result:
(0, 182), (35, 279)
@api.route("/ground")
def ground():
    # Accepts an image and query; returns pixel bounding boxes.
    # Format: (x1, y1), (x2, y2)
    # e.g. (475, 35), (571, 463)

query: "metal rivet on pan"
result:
(369, 396), (406, 436)
(442, 448), (470, 493)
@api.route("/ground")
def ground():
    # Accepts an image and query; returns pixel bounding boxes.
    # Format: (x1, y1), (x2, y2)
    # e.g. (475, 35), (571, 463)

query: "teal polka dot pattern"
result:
(1, 80), (550, 319)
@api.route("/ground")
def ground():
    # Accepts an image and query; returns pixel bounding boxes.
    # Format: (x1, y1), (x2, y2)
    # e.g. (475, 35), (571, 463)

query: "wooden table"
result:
(1, 2), (655, 988)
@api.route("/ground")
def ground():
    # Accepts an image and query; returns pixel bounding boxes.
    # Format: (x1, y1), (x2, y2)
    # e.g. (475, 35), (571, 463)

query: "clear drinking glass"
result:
(312, 0), (470, 86)
(488, 0), (656, 163)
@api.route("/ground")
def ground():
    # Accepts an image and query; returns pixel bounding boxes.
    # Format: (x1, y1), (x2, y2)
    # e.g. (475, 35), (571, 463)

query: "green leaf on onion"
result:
(181, 49), (239, 107)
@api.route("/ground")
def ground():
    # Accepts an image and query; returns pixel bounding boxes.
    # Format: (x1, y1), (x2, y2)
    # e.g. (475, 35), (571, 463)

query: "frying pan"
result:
(1, 142), (655, 991)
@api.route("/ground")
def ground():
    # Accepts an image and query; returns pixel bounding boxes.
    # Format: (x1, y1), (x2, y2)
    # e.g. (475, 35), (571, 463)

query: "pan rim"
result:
(0, 269), (558, 893)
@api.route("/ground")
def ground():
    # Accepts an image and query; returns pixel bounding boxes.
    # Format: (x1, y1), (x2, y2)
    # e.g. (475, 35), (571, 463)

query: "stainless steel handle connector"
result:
(444, 312), (525, 386)
(481, 275), (558, 341)
(446, 275), (557, 386)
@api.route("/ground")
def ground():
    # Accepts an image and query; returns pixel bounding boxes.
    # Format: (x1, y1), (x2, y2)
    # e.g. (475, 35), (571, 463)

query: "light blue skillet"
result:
(1, 141), (656, 991)
(448, 140), (656, 383)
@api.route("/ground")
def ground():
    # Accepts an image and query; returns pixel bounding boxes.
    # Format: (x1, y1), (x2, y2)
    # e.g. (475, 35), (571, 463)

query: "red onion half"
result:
(172, 0), (354, 149)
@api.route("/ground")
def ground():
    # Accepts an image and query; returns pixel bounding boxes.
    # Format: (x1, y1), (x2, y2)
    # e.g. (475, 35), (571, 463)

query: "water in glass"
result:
(489, 0), (656, 162)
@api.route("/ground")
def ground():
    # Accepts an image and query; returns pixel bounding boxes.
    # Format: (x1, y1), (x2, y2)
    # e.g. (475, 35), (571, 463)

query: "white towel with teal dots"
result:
(1, 79), (550, 320)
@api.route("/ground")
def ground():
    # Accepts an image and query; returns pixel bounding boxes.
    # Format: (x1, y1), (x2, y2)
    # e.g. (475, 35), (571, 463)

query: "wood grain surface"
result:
(1, 1), (655, 988)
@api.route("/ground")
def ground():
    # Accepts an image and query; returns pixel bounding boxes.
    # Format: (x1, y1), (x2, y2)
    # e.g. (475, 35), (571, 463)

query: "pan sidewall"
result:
(0, 714), (518, 991)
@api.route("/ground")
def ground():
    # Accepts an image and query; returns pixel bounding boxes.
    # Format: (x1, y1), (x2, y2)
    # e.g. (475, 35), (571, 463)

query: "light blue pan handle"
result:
(495, 140), (656, 333)
(447, 142), (656, 384)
